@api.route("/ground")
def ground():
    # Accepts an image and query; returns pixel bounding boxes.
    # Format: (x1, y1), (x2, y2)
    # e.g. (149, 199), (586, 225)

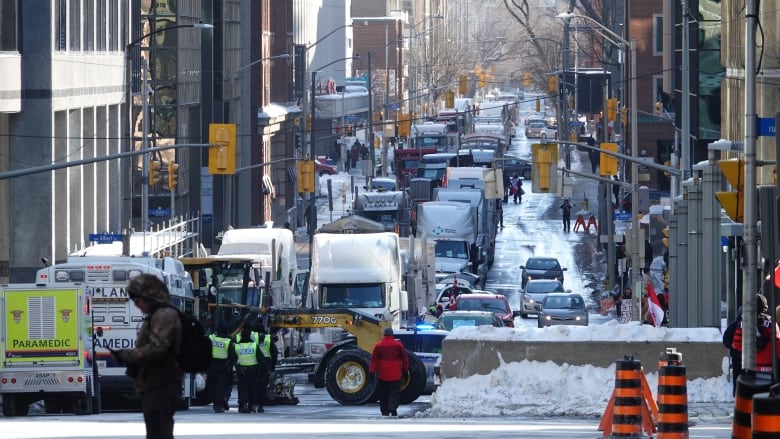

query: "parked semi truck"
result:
(0, 284), (99, 416)
(353, 190), (411, 236)
(414, 201), (486, 287)
(436, 167), (502, 269)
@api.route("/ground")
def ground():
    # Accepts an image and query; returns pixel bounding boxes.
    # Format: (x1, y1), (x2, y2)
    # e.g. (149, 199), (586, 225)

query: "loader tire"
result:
(399, 351), (427, 404)
(324, 349), (376, 405)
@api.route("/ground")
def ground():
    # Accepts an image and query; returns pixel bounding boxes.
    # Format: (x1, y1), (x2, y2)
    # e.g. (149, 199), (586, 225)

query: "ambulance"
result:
(1, 284), (98, 416)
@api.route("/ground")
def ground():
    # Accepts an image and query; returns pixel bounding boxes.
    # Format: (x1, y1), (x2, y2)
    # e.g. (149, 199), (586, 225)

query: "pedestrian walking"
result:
(369, 327), (409, 417)
(109, 274), (182, 439)
(229, 326), (263, 413)
(206, 321), (232, 413)
(509, 174), (523, 204)
(497, 200), (504, 228)
(722, 308), (742, 396)
(560, 199), (574, 232)
(731, 294), (780, 373)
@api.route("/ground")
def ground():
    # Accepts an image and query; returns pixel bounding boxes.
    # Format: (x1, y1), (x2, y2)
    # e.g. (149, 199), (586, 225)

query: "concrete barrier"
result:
(440, 339), (726, 381)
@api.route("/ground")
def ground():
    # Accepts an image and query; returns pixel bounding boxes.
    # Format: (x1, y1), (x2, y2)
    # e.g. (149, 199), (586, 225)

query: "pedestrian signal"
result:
(208, 123), (237, 175)
(599, 143), (619, 176)
(297, 160), (315, 193)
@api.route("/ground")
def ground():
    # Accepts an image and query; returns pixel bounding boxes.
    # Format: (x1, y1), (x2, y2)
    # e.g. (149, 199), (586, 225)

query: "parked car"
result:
(449, 293), (520, 327)
(435, 310), (505, 331)
(393, 328), (449, 394)
(435, 284), (475, 310)
(519, 257), (567, 289)
(537, 292), (589, 328)
(519, 279), (566, 318)
(502, 156), (532, 180)
(315, 158), (337, 176)
(540, 125), (558, 140)
(525, 121), (546, 138)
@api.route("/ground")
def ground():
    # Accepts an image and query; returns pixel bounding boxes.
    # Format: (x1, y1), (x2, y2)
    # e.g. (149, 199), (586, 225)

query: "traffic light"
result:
(662, 226), (670, 248)
(655, 101), (662, 116)
(444, 90), (455, 109)
(606, 98), (618, 122)
(568, 94), (574, 109)
(478, 73), (487, 88)
(535, 98), (540, 112)
(208, 123), (237, 174)
(297, 160), (315, 193)
(149, 160), (162, 185)
(458, 74), (468, 95)
(531, 143), (558, 193)
(620, 107), (628, 126)
(167, 161), (179, 191)
(397, 113), (410, 137)
(599, 143), (619, 176)
(523, 72), (531, 88)
(715, 158), (745, 222)
(547, 75), (557, 93)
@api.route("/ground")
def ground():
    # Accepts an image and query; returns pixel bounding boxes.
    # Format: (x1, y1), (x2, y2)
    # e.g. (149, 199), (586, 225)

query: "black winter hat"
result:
(757, 294), (769, 315)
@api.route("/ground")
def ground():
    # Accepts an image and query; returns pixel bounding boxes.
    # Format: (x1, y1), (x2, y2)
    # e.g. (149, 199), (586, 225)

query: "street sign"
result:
(757, 117), (776, 137)
(88, 233), (123, 243)
(149, 207), (171, 217)
(613, 212), (632, 221)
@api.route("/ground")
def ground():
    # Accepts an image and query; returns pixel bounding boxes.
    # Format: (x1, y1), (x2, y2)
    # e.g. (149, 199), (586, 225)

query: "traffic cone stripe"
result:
(732, 370), (773, 438)
(656, 357), (688, 438)
(751, 392), (780, 437)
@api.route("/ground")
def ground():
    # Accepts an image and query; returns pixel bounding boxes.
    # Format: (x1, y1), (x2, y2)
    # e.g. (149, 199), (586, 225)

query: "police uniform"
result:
(254, 332), (274, 411)
(228, 329), (262, 413)
(207, 333), (232, 413)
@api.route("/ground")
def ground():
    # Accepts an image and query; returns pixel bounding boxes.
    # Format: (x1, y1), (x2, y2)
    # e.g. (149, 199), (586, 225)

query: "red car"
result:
(448, 293), (520, 328)
(315, 158), (337, 176)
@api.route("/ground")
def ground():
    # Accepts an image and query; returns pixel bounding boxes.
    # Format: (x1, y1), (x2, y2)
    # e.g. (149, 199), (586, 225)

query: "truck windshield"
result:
(434, 240), (468, 259)
(321, 283), (385, 308)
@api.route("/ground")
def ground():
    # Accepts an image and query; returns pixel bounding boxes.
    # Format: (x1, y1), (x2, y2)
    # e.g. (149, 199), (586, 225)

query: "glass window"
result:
(321, 284), (385, 308)
(653, 14), (663, 56)
(55, 0), (66, 51)
(0, 0), (18, 51)
(69, 0), (81, 51)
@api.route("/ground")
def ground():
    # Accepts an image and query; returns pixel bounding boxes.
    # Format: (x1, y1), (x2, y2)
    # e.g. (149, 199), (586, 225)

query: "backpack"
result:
(158, 305), (212, 373)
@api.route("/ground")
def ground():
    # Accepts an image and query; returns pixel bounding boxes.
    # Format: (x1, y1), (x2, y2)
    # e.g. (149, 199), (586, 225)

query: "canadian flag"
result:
(645, 281), (665, 327)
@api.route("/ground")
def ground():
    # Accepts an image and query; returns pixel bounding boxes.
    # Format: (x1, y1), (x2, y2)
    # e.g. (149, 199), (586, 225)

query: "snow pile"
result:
(424, 321), (733, 418)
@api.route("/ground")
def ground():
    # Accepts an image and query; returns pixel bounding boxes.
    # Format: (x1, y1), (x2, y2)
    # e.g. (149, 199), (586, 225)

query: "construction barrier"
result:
(731, 370), (772, 439)
(573, 214), (587, 232)
(599, 355), (656, 438)
(656, 348), (688, 438)
(587, 215), (598, 234)
(752, 386), (780, 439)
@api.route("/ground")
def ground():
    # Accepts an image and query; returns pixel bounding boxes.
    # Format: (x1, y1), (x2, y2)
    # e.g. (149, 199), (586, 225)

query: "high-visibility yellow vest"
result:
(257, 334), (272, 359)
(209, 334), (231, 360)
(234, 341), (259, 366)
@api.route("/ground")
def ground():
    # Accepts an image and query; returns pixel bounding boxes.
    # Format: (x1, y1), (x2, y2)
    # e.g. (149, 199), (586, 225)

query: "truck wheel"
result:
(73, 391), (93, 415)
(399, 351), (427, 404)
(324, 349), (376, 405)
(3, 394), (29, 417)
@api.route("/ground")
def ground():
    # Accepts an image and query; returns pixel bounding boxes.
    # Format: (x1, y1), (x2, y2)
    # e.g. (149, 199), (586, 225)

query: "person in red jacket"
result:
(732, 294), (780, 373)
(369, 327), (409, 417)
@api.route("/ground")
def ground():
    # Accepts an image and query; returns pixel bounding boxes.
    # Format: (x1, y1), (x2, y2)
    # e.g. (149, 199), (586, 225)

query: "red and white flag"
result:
(645, 281), (665, 327)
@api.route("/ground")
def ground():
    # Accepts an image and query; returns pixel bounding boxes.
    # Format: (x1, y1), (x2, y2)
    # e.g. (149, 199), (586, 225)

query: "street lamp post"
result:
(126, 21), (213, 234)
(558, 13), (640, 318)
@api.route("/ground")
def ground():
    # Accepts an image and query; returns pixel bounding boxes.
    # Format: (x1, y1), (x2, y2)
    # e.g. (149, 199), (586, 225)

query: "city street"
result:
(0, 376), (733, 439)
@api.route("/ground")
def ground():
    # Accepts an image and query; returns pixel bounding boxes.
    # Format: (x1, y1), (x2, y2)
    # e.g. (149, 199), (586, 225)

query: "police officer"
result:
(253, 326), (276, 412)
(206, 322), (232, 413)
(228, 326), (262, 413)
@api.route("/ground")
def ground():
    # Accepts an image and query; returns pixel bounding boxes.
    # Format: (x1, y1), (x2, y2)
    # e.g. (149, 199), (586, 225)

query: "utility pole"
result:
(741, 0), (758, 371)
(368, 52), (375, 178)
